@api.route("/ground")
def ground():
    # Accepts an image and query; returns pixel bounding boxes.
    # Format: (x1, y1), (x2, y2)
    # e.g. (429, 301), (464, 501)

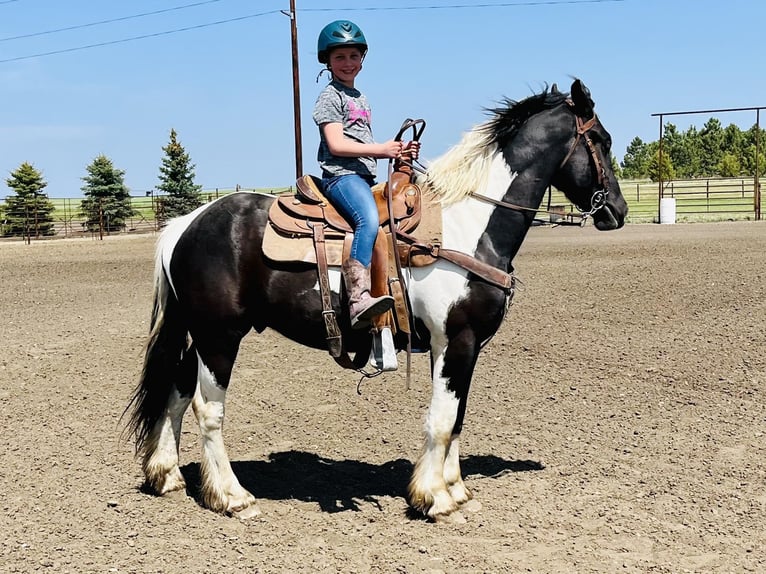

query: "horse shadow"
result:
(179, 452), (544, 514)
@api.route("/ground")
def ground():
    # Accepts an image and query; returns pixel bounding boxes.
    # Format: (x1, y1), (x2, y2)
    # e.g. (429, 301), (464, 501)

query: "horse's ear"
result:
(551, 83), (560, 94)
(570, 78), (595, 117)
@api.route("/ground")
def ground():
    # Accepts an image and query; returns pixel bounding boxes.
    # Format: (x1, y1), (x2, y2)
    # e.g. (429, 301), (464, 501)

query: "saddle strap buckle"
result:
(322, 310), (343, 357)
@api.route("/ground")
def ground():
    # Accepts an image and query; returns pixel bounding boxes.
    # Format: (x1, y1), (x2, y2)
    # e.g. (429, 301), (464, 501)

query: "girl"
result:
(312, 20), (419, 330)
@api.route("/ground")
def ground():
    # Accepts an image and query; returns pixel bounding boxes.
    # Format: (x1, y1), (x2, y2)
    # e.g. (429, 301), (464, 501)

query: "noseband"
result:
(468, 99), (610, 223)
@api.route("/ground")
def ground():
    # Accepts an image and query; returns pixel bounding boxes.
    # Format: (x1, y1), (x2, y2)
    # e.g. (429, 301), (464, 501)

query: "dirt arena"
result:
(1, 221), (764, 573)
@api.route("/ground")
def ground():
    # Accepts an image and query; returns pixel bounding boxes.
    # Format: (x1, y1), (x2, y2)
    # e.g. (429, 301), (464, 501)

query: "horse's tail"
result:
(123, 233), (189, 457)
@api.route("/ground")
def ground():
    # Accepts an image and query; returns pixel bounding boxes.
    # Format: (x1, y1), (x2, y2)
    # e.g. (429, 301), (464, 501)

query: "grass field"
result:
(5, 179), (763, 236)
(42, 187), (291, 235)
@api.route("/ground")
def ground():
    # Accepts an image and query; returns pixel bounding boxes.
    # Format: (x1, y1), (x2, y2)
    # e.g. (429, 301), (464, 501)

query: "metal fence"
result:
(2, 178), (763, 241)
(549, 177), (762, 223)
(2, 187), (291, 241)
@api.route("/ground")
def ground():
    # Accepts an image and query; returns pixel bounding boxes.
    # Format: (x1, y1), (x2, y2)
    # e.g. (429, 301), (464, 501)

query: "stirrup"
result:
(369, 327), (397, 371)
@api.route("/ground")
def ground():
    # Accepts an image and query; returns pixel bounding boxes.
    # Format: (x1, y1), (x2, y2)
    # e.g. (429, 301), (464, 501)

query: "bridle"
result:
(469, 99), (611, 224)
(557, 98), (610, 218)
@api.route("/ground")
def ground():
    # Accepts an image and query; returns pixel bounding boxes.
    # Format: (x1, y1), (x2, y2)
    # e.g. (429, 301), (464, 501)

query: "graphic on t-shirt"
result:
(348, 101), (370, 124)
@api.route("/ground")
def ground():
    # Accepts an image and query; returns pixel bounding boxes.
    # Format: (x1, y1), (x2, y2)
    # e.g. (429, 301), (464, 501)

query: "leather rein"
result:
(469, 99), (611, 224)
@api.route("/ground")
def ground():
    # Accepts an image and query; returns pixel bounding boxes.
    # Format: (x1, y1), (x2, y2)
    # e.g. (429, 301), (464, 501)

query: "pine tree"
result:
(742, 124), (766, 177)
(156, 129), (203, 220)
(80, 155), (135, 233)
(609, 152), (623, 179)
(621, 137), (652, 179)
(648, 148), (675, 182)
(4, 162), (55, 238)
(699, 118), (724, 177)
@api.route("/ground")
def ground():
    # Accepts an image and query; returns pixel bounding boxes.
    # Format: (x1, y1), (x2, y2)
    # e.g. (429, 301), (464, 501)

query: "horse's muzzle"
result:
(593, 204), (626, 230)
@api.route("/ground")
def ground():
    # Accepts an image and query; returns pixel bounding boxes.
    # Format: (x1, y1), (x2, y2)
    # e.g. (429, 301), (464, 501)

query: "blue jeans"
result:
(322, 174), (379, 267)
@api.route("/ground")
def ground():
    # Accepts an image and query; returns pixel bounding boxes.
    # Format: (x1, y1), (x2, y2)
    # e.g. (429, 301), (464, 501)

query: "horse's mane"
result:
(423, 87), (569, 205)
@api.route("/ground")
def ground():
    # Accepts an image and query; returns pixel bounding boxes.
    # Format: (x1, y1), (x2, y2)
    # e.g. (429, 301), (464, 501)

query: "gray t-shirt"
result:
(312, 80), (377, 178)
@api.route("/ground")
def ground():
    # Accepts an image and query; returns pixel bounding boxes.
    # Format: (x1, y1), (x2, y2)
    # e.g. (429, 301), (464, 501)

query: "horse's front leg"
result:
(192, 346), (260, 519)
(409, 334), (478, 522)
(444, 435), (473, 507)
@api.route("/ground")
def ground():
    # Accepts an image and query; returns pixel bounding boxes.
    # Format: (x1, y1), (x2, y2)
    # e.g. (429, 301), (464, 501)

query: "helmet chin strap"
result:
(316, 68), (331, 83)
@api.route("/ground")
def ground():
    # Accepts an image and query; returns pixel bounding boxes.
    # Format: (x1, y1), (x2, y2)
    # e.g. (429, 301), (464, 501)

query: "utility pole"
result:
(282, 0), (303, 179)
(756, 109), (761, 220)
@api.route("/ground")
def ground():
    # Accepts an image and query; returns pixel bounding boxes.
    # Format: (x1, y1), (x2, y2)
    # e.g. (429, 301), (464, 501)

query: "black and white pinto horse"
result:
(125, 79), (627, 522)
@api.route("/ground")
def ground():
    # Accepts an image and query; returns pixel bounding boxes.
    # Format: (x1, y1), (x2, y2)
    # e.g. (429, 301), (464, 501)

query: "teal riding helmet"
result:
(317, 20), (368, 64)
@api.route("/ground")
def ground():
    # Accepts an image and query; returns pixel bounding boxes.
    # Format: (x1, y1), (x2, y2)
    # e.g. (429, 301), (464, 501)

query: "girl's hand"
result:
(403, 141), (421, 160)
(380, 139), (404, 159)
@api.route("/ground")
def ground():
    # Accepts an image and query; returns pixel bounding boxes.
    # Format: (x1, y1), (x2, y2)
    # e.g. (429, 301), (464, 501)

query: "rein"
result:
(469, 99), (610, 224)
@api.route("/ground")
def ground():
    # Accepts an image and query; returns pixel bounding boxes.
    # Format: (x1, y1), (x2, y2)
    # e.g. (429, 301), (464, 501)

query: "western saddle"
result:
(265, 119), (514, 373)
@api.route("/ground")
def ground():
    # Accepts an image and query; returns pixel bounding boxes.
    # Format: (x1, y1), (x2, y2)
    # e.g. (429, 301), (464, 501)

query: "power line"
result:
(0, 10), (282, 64)
(0, 0), (231, 43)
(302, 0), (625, 11)
(0, 0), (626, 64)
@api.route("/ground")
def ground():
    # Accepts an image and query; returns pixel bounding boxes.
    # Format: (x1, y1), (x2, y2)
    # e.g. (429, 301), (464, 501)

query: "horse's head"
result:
(425, 80), (627, 230)
(549, 79), (628, 230)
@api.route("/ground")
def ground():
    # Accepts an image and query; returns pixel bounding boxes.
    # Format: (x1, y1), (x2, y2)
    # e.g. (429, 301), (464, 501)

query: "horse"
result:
(125, 79), (628, 523)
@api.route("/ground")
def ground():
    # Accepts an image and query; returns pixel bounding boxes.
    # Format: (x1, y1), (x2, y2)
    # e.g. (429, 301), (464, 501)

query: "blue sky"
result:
(1, 0), (764, 198)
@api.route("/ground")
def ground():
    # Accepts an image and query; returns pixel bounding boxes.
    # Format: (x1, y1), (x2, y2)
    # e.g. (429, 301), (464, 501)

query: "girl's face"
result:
(328, 47), (364, 87)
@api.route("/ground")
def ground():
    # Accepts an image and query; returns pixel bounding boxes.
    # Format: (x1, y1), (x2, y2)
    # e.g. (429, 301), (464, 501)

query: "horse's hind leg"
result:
(141, 350), (196, 495)
(191, 341), (260, 519)
(143, 390), (192, 494)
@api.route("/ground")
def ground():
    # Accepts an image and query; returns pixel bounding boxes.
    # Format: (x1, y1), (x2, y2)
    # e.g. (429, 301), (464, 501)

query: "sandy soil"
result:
(1, 221), (764, 574)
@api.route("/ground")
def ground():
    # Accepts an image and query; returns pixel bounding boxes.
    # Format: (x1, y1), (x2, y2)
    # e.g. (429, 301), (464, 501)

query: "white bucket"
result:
(660, 197), (676, 224)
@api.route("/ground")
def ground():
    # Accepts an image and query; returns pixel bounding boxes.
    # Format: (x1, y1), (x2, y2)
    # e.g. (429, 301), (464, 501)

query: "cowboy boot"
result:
(342, 258), (394, 330)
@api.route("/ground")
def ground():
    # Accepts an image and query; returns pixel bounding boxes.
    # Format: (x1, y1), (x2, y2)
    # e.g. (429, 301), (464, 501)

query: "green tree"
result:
(80, 155), (135, 232)
(662, 123), (684, 175)
(156, 128), (202, 220)
(3, 162), (55, 237)
(699, 118), (724, 176)
(742, 124), (766, 176)
(648, 148), (675, 182)
(665, 124), (702, 179)
(718, 152), (741, 177)
(621, 136), (652, 179)
(609, 151), (623, 179)
(722, 123), (744, 153)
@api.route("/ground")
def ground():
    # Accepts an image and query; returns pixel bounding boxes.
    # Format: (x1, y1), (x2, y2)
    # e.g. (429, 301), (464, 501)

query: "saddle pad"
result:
(262, 196), (444, 266)
(263, 224), (346, 265)
(416, 195), (443, 245)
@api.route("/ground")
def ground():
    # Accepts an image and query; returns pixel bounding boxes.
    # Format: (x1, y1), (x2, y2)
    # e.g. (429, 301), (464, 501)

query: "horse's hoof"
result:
(230, 505), (262, 520)
(447, 483), (472, 506)
(460, 499), (482, 513)
(145, 467), (186, 496)
(163, 488), (188, 501)
(159, 478), (186, 496)
(433, 510), (467, 525)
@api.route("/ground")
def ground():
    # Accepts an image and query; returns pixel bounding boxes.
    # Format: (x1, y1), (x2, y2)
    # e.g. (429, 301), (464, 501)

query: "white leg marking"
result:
(143, 388), (191, 494)
(444, 435), (475, 509)
(409, 338), (465, 519)
(192, 352), (259, 518)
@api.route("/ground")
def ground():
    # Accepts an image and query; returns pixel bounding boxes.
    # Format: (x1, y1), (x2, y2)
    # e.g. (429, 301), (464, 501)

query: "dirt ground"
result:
(1, 221), (764, 574)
